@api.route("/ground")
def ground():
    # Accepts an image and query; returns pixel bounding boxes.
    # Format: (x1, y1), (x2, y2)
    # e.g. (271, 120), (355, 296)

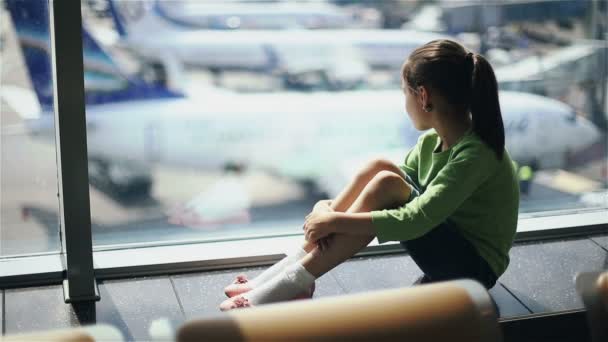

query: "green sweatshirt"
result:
(371, 129), (520, 277)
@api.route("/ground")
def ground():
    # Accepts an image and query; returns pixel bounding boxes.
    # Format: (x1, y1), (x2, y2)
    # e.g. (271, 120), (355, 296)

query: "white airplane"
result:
(104, 0), (449, 75)
(144, 0), (357, 30)
(3, 0), (601, 202)
(495, 41), (607, 95)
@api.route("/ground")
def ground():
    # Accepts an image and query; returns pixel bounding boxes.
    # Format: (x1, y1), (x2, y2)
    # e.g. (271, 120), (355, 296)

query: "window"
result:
(1, 0), (60, 257)
(0, 1), (606, 282)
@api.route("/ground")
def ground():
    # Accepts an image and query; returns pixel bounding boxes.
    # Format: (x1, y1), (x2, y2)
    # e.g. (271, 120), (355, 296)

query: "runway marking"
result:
(536, 169), (603, 194)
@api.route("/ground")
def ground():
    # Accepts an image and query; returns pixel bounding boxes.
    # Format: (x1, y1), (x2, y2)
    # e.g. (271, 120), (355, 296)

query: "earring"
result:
(423, 104), (432, 112)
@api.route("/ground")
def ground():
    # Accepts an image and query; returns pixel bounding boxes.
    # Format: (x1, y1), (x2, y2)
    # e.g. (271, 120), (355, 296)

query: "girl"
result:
(220, 39), (520, 310)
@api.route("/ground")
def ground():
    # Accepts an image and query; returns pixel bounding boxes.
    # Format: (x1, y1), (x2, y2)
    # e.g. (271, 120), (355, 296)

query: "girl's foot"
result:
(220, 263), (316, 311)
(224, 274), (316, 299)
(219, 296), (252, 311)
(219, 284), (315, 311)
(295, 281), (315, 300)
(224, 274), (252, 298)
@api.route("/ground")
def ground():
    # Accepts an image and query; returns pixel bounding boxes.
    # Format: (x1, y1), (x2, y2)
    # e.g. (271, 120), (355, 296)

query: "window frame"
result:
(49, 0), (97, 302)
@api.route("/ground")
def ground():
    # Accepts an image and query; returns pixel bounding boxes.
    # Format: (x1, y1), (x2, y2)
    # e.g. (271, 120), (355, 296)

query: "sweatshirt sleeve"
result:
(399, 144), (419, 185)
(372, 142), (498, 243)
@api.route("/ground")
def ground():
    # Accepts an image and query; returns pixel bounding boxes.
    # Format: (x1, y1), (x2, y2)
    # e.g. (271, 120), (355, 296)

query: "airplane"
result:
(104, 0), (449, 79)
(404, 1), (590, 34)
(3, 0), (602, 204)
(144, 0), (358, 30)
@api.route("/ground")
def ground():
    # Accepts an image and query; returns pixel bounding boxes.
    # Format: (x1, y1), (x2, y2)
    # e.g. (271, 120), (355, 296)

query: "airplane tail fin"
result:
(107, 0), (126, 37)
(6, 0), (181, 107)
(5, 0), (54, 111)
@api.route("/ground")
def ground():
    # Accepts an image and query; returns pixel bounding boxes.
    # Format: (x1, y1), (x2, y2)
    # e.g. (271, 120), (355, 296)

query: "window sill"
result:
(1, 209), (606, 288)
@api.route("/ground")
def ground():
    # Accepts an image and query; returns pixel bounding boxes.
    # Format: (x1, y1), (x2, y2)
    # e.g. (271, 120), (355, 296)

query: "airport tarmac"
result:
(1, 6), (606, 257)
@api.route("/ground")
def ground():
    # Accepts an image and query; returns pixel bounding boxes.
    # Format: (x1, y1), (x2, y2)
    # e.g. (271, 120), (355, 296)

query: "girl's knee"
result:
(369, 158), (396, 173)
(368, 171), (412, 202)
(357, 158), (398, 180)
(371, 170), (405, 185)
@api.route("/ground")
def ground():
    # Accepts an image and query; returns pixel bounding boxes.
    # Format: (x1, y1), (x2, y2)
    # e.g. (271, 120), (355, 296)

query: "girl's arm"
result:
(332, 212), (375, 236)
(304, 211), (375, 243)
(401, 141), (421, 185)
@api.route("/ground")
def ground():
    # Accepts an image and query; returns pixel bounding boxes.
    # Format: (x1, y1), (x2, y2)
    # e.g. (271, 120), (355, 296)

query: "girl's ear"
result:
(417, 86), (430, 108)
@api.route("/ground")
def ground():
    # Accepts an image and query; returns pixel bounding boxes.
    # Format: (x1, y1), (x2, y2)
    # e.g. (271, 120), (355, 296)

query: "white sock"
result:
(244, 262), (316, 305)
(248, 247), (308, 288)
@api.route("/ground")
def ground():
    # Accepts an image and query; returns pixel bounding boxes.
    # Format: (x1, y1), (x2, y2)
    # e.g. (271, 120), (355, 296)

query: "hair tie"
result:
(465, 52), (474, 63)
(465, 52), (475, 79)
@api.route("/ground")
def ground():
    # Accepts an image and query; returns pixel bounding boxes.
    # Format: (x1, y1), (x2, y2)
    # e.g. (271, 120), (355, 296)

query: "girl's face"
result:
(403, 80), (432, 131)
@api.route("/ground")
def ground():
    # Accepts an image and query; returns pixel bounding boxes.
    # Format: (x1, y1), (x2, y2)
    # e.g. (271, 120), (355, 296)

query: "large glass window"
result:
(65, 0), (608, 250)
(1, 0), (60, 256)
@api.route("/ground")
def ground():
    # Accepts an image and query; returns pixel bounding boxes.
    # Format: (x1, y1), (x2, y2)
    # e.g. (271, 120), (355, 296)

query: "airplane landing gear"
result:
(88, 159), (153, 198)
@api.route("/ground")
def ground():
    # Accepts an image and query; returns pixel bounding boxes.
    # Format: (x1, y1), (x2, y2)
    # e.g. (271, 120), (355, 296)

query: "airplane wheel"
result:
(112, 178), (153, 198)
(88, 159), (153, 198)
(299, 179), (328, 199)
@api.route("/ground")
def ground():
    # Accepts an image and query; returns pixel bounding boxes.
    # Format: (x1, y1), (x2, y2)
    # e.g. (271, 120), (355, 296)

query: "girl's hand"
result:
(307, 200), (333, 220)
(317, 235), (333, 252)
(304, 201), (335, 252)
(303, 211), (336, 244)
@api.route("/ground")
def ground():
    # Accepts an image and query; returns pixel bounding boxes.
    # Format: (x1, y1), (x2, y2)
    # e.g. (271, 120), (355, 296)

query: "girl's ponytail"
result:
(469, 53), (505, 160)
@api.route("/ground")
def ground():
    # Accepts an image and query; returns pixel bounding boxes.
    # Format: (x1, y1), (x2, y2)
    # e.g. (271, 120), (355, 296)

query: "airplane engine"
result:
(88, 158), (153, 198)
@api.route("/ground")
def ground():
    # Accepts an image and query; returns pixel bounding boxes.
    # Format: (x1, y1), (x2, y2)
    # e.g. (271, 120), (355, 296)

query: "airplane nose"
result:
(577, 118), (602, 151)
(564, 116), (604, 167)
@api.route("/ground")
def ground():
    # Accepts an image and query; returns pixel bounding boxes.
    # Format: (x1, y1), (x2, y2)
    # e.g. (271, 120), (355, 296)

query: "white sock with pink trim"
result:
(243, 262), (315, 305)
(248, 247), (308, 288)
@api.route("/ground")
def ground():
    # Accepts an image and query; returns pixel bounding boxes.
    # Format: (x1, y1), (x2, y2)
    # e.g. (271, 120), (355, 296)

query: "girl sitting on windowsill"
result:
(220, 39), (520, 310)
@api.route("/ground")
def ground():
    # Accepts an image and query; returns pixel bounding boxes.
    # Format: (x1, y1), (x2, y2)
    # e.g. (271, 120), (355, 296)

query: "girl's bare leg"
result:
(222, 165), (410, 303)
(301, 171), (412, 277)
(301, 159), (408, 253)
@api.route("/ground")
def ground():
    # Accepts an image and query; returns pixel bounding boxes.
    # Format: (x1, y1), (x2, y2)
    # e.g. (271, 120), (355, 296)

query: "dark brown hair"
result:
(402, 39), (505, 159)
